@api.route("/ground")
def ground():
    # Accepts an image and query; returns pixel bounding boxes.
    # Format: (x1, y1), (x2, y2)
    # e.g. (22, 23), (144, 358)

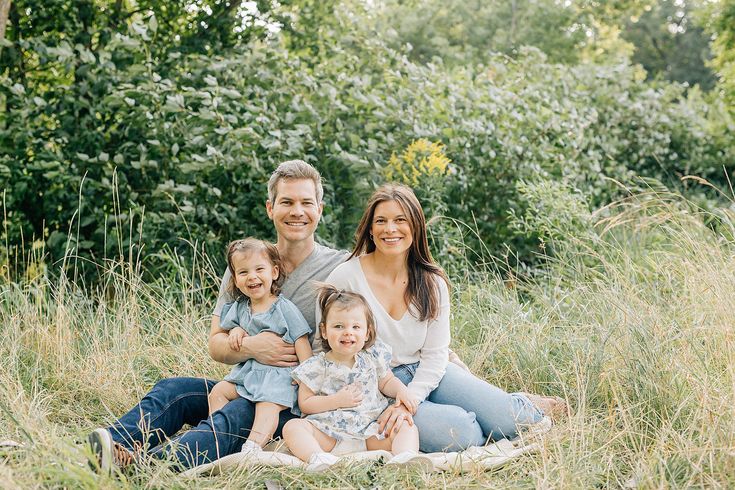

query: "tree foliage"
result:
(0, 0), (733, 282)
(373, 0), (587, 66)
(621, 0), (715, 89)
(701, 0), (735, 104)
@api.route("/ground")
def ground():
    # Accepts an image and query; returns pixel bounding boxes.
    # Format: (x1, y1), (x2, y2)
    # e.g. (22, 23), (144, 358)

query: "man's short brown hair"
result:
(267, 160), (324, 203)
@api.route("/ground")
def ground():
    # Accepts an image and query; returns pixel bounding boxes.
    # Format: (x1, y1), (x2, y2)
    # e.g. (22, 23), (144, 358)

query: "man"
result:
(88, 160), (347, 472)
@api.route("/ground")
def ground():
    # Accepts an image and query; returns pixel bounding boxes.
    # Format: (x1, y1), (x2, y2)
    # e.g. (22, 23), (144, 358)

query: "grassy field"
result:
(1, 191), (734, 488)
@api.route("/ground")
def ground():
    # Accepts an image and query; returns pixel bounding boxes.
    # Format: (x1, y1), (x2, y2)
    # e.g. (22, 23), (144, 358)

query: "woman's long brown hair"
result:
(350, 184), (449, 322)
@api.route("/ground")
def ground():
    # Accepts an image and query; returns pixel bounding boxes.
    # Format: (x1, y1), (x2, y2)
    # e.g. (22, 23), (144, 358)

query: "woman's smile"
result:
(371, 200), (413, 256)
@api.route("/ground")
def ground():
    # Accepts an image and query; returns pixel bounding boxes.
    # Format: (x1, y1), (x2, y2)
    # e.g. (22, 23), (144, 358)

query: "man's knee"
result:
(150, 377), (185, 395)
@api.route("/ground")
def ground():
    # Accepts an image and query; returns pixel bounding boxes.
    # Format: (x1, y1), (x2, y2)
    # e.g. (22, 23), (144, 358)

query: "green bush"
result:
(2, 13), (733, 282)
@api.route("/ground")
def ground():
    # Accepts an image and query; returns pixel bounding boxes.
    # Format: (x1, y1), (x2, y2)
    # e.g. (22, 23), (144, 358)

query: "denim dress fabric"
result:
(221, 295), (311, 413)
(292, 340), (393, 441)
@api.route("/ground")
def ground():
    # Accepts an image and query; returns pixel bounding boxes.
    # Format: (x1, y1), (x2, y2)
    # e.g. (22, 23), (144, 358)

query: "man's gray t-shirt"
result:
(213, 243), (349, 331)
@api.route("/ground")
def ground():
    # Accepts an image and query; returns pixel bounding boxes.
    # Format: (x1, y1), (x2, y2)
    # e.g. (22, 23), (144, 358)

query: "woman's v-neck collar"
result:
(356, 256), (410, 322)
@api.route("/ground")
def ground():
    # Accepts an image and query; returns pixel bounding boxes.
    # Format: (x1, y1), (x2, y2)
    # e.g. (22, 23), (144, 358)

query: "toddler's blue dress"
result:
(220, 294), (311, 414)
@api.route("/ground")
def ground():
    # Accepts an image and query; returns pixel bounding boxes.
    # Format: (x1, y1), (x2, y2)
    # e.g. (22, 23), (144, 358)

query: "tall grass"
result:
(1, 191), (734, 488)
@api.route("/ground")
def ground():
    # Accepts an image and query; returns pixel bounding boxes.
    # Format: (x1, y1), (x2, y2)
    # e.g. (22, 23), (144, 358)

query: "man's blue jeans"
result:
(392, 363), (544, 452)
(107, 377), (296, 469)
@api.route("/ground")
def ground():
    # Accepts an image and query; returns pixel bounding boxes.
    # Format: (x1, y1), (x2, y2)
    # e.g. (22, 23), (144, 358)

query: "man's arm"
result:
(208, 315), (298, 366)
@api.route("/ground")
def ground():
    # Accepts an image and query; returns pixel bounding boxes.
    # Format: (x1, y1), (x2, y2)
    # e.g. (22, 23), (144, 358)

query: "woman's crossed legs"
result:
(393, 363), (545, 452)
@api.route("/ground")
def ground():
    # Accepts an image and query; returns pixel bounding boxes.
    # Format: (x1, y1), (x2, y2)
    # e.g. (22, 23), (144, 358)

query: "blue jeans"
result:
(391, 363), (543, 452)
(107, 377), (296, 470)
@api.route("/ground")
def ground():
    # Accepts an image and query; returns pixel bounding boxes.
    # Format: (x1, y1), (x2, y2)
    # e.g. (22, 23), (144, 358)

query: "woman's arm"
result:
(297, 383), (363, 415)
(405, 279), (451, 400)
(448, 349), (471, 372)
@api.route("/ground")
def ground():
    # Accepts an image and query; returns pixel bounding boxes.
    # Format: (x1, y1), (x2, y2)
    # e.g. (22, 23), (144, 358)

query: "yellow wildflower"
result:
(384, 139), (450, 185)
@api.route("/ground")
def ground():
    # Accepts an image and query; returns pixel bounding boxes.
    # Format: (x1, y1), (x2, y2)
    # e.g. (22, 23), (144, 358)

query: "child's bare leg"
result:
(389, 423), (420, 455)
(282, 419), (336, 462)
(208, 381), (240, 414)
(369, 424), (431, 469)
(366, 434), (393, 452)
(247, 402), (286, 447)
(366, 422), (419, 455)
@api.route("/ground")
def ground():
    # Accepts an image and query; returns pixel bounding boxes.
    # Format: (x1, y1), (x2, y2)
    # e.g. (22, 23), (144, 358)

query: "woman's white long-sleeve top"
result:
(322, 257), (450, 402)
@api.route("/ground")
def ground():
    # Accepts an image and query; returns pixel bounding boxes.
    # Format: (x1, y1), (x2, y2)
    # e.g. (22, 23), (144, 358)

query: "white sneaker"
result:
(387, 451), (434, 472)
(306, 452), (340, 472)
(240, 440), (263, 455)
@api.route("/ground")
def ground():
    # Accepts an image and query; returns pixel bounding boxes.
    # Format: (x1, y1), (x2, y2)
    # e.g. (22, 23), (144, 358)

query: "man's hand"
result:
(245, 331), (298, 366)
(377, 404), (413, 436)
(228, 327), (248, 351)
(332, 384), (363, 408)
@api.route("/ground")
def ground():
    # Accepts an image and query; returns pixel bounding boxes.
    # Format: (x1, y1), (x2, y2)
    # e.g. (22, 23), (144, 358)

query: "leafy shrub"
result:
(1, 14), (733, 282)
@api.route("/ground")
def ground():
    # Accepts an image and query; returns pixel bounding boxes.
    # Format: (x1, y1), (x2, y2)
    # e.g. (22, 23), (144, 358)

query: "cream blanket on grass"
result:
(181, 417), (552, 477)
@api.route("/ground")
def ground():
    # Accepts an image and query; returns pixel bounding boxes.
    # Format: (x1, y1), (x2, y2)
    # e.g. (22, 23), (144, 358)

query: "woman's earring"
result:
(369, 233), (374, 241)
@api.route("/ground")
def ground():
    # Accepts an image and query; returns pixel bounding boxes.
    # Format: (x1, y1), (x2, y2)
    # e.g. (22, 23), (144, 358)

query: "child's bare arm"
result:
(298, 383), (363, 415)
(228, 327), (247, 351)
(379, 372), (419, 414)
(294, 336), (312, 363)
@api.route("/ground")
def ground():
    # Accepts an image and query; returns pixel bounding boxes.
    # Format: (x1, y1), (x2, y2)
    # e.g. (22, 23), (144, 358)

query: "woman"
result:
(324, 184), (565, 452)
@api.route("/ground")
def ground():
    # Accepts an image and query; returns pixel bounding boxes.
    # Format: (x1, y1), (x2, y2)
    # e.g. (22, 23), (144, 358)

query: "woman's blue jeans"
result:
(391, 363), (543, 452)
(106, 377), (296, 470)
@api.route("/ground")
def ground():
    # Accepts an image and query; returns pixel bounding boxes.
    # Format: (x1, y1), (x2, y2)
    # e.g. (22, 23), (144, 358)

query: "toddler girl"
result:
(208, 238), (312, 455)
(283, 285), (432, 471)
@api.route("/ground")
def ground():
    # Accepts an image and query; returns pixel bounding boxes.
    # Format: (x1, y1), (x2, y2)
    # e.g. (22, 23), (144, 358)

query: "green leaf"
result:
(149, 15), (159, 34)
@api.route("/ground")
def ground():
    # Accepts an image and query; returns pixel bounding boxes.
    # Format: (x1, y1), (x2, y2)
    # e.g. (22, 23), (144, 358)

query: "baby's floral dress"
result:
(292, 340), (393, 440)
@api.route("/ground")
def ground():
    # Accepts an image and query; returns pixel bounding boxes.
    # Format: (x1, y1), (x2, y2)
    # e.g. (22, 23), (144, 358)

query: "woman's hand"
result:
(448, 349), (471, 372)
(228, 327), (248, 351)
(377, 404), (413, 436)
(394, 388), (419, 415)
(332, 384), (363, 408)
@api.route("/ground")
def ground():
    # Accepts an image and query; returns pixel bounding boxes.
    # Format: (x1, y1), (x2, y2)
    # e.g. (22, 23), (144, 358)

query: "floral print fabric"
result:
(292, 340), (393, 440)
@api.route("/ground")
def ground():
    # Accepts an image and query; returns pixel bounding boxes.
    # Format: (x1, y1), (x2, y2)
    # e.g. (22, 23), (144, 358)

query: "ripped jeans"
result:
(391, 363), (543, 452)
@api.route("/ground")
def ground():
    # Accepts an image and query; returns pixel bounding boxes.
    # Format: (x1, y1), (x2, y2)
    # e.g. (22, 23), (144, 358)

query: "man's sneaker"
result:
(387, 451), (434, 472)
(306, 452), (340, 472)
(88, 428), (134, 474)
